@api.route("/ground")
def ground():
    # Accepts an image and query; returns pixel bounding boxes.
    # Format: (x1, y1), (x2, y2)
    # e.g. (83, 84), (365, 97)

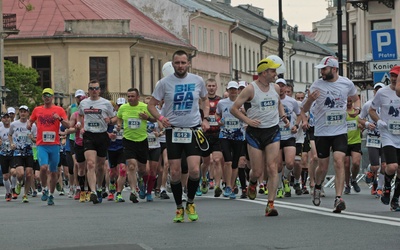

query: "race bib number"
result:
(325, 111), (345, 126)
(209, 115), (218, 126)
(172, 128), (192, 143)
(347, 120), (357, 131)
(147, 134), (158, 147)
(224, 118), (240, 129)
(388, 120), (400, 135)
(17, 133), (28, 143)
(366, 135), (381, 148)
(279, 122), (291, 136)
(43, 131), (56, 142)
(260, 99), (276, 111)
(128, 118), (141, 129)
(87, 121), (100, 132)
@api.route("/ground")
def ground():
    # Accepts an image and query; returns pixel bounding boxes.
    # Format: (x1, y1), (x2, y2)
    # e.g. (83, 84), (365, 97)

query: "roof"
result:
(171, 0), (234, 22)
(4, 0), (192, 48)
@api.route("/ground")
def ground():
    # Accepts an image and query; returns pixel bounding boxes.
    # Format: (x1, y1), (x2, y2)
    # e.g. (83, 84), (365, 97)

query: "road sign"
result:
(370, 60), (400, 72)
(373, 72), (390, 84)
(371, 29), (397, 61)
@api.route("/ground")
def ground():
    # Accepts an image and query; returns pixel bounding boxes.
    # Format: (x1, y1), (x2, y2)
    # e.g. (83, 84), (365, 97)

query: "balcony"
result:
(3, 14), (19, 35)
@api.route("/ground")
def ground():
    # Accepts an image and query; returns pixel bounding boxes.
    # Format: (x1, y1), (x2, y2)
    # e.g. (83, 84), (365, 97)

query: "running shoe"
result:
(240, 188), (247, 199)
(233, 186), (239, 195)
(333, 197), (346, 213)
(201, 178), (208, 194)
(97, 189), (103, 203)
(312, 188), (321, 206)
(85, 191), (91, 202)
(115, 194), (125, 202)
(74, 190), (81, 200)
(283, 179), (291, 194)
(223, 187), (232, 197)
(276, 188), (284, 198)
(160, 190), (170, 199)
(37, 183), (42, 192)
(79, 191), (86, 203)
(41, 189), (49, 201)
(182, 192), (188, 202)
(27, 188), (32, 196)
(264, 188), (268, 195)
(129, 192), (139, 203)
(146, 193), (153, 202)
(344, 185), (351, 194)
(68, 188), (74, 198)
(101, 190), (108, 199)
(47, 195), (54, 206)
(32, 190), (38, 198)
(229, 190), (236, 199)
(173, 208), (184, 223)
(247, 184), (257, 200)
(365, 171), (375, 184)
(154, 189), (160, 198)
(5, 193), (12, 202)
(294, 183), (302, 195)
(351, 180), (361, 193)
(109, 183), (116, 194)
(302, 186), (309, 195)
(376, 188), (383, 198)
(107, 192), (114, 201)
(22, 195), (29, 203)
(196, 186), (202, 196)
(11, 192), (17, 200)
(214, 186), (222, 197)
(15, 182), (22, 195)
(138, 178), (146, 199)
(209, 180), (215, 190)
(371, 185), (377, 195)
(59, 188), (65, 196)
(258, 184), (265, 194)
(90, 192), (99, 204)
(185, 203), (199, 222)
(390, 197), (400, 211)
(381, 188), (391, 205)
(56, 182), (62, 192)
(265, 202), (278, 217)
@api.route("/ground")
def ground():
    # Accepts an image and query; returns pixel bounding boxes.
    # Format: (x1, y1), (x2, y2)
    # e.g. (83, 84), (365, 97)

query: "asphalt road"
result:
(1, 182), (399, 250)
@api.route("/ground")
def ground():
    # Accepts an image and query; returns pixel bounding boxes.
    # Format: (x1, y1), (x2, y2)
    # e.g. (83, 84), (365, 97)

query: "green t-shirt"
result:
(346, 113), (361, 145)
(117, 102), (151, 142)
(69, 104), (78, 141)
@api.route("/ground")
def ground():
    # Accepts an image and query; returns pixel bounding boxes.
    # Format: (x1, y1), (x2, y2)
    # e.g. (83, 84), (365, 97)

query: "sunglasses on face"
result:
(43, 94), (53, 98)
(89, 87), (100, 91)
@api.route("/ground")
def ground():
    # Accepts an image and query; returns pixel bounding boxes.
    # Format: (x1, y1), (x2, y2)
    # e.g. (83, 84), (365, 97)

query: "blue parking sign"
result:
(371, 29), (397, 61)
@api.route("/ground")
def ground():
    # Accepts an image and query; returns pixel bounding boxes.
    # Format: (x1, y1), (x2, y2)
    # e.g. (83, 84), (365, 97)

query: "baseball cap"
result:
(389, 65), (400, 75)
(315, 56), (339, 69)
(42, 88), (54, 95)
(116, 97), (126, 105)
(227, 81), (239, 89)
(257, 58), (281, 73)
(1, 112), (10, 118)
(373, 82), (385, 89)
(19, 105), (29, 111)
(75, 89), (86, 97)
(276, 78), (287, 85)
(162, 61), (175, 77)
(7, 107), (15, 114)
(238, 81), (247, 88)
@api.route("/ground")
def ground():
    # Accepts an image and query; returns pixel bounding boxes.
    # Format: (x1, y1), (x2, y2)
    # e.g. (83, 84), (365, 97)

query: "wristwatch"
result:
(203, 117), (211, 122)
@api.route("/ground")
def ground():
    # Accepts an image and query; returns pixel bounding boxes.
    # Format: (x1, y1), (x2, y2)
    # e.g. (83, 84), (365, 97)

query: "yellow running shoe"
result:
(185, 203), (199, 222)
(22, 195), (29, 203)
(85, 191), (91, 202)
(79, 191), (86, 202)
(173, 208), (184, 223)
(277, 188), (284, 198)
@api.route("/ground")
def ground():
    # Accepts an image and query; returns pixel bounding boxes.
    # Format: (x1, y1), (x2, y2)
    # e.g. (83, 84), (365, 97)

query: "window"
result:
(139, 57), (143, 94)
(203, 28), (207, 52)
(312, 63), (315, 82)
(191, 25), (195, 46)
(150, 58), (154, 93)
(249, 49), (251, 73)
(198, 27), (202, 51)
(239, 46), (242, 71)
(293, 60), (296, 81)
(352, 23), (357, 62)
(131, 56), (136, 88)
(235, 44), (238, 69)
(224, 33), (228, 56)
(253, 51), (255, 72)
(244, 47), (247, 72)
(257, 52), (259, 64)
(306, 62), (309, 82)
(210, 29), (214, 53)
(158, 59), (162, 81)
(219, 32), (223, 56)
(299, 61), (302, 82)
(89, 57), (107, 91)
(4, 56), (18, 64)
(32, 56), (51, 89)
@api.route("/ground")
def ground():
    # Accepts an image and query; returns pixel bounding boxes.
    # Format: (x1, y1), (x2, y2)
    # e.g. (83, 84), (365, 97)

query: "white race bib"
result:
(388, 120), (400, 135)
(43, 131), (56, 142)
(209, 115), (218, 126)
(325, 111), (345, 126)
(172, 128), (192, 143)
(147, 133), (158, 147)
(347, 120), (357, 131)
(224, 118), (240, 129)
(259, 99), (276, 111)
(279, 122), (291, 136)
(128, 118), (141, 129)
(366, 135), (381, 148)
(86, 121), (101, 132)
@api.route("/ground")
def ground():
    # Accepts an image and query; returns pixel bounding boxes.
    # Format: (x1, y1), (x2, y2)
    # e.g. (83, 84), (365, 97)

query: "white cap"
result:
(373, 82), (385, 89)
(238, 81), (247, 88)
(19, 105), (29, 111)
(116, 97), (126, 105)
(7, 107), (15, 114)
(162, 61), (175, 77)
(275, 78), (287, 85)
(75, 89), (86, 97)
(315, 56), (339, 69)
(227, 81), (239, 89)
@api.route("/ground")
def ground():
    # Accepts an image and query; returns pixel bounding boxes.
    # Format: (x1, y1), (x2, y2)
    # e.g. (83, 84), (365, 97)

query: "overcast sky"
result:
(231, 0), (329, 31)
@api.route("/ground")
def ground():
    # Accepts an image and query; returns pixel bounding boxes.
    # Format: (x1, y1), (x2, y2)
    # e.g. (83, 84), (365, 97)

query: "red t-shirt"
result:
(30, 105), (67, 146)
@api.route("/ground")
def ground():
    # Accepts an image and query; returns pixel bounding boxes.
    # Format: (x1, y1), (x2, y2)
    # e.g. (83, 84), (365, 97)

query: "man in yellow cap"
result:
(231, 57), (289, 216)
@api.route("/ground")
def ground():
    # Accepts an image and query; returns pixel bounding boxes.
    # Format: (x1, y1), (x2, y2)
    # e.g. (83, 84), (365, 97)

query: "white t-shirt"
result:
(9, 119), (35, 151)
(303, 76), (357, 136)
(152, 73), (207, 128)
(280, 95), (300, 140)
(216, 98), (244, 141)
(78, 97), (114, 133)
(370, 85), (400, 148)
(360, 99), (381, 136)
(246, 82), (279, 128)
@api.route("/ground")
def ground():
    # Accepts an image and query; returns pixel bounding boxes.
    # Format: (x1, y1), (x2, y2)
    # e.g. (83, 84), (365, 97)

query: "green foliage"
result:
(4, 60), (41, 111)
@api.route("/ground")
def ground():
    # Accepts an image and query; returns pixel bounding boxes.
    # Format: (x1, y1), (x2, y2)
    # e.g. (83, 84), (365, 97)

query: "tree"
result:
(4, 60), (41, 111)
